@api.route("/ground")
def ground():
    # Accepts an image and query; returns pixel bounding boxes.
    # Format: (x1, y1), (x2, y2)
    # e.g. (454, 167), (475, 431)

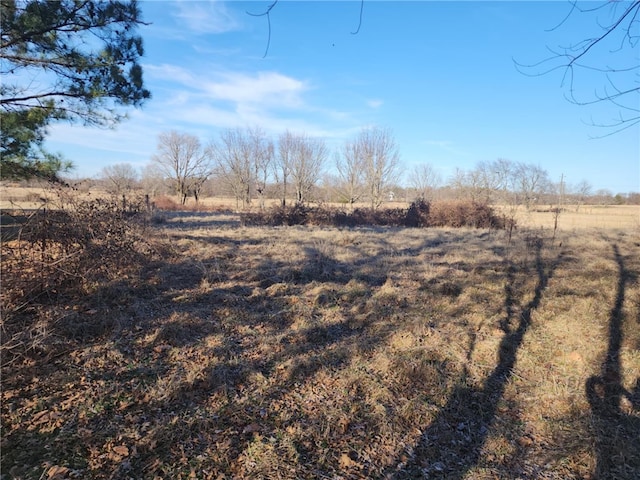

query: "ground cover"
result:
(1, 206), (639, 479)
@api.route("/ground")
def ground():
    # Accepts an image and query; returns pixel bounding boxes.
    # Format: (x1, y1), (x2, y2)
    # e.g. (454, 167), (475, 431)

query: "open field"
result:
(1, 197), (640, 479)
(2, 184), (639, 230)
(508, 205), (640, 231)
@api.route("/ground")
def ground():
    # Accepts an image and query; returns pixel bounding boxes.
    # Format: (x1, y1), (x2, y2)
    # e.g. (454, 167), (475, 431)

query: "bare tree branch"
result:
(516, 0), (640, 134)
(351, 0), (365, 35)
(246, 0), (278, 58)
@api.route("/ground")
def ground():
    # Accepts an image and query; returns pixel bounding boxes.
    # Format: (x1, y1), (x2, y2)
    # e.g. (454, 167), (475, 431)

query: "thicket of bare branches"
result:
(1, 192), (158, 365)
(210, 127), (274, 210)
(289, 133), (328, 205)
(339, 127), (402, 210)
(98, 162), (140, 196)
(151, 131), (212, 205)
(240, 199), (506, 230)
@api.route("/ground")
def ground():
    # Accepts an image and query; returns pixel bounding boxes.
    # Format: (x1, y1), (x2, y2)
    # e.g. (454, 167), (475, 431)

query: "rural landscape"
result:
(1, 182), (639, 479)
(2, 1), (639, 479)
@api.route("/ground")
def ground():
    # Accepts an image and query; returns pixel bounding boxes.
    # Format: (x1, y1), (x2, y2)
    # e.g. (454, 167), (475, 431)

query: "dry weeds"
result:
(1, 208), (639, 479)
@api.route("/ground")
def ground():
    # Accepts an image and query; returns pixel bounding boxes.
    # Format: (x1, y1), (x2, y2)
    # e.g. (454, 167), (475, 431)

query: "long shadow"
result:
(585, 244), (640, 479)
(44, 229), (427, 478)
(124, 230), (484, 475)
(153, 211), (240, 230)
(1, 226), (556, 478)
(387, 240), (562, 479)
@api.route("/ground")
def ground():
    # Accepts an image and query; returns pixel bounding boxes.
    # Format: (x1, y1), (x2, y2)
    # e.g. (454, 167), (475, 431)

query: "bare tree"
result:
(212, 128), (253, 209)
(141, 163), (169, 197)
(335, 143), (365, 210)
(513, 162), (551, 210)
(573, 179), (593, 211)
(288, 133), (327, 205)
(151, 131), (211, 205)
(449, 167), (484, 202)
(99, 162), (139, 196)
(350, 127), (402, 209)
(409, 162), (441, 202)
(473, 158), (516, 204)
(274, 130), (295, 207)
(250, 128), (274, 209)
(211, 127), (272, 210)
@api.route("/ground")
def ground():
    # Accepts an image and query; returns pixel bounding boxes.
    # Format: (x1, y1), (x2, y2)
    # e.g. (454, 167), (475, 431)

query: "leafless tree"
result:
(336, 140), (366, 210)
(211, 128), (253, 209)
(351, 127), (402, 209)
(449, 167), (484, 202)
(250, 128), (274, 209)
(211, 127), (272, 210)
(289, 133), (327, 204)
(517, 1), (640, 135)
(274, 130), (295, 206)
(99, 162), (139, 196)
(573, 179), (593, 211)
(151, 131), (212, 205)
(409, 162), (442, 202)
(474, 158), (516, 204)
(513, 162), (551, 209)
(141, 163), (169, 197)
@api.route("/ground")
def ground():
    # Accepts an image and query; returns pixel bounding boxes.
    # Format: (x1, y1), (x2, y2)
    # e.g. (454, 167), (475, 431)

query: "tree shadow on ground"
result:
(585, 244), (640, 480)
(386, 239), (564, 479)
(2, 226), (563, 479)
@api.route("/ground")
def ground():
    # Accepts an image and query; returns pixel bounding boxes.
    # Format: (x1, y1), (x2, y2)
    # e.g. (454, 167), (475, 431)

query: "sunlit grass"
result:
(2, 207), (638, 479)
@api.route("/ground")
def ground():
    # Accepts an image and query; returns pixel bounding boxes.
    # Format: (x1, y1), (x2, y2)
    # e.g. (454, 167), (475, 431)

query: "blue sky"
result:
(45, 1), (639, 194)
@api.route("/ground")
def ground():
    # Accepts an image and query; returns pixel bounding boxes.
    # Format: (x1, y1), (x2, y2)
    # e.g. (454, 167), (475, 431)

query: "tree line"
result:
(90, 126), (639, 209)
(141, 126), (402, 210)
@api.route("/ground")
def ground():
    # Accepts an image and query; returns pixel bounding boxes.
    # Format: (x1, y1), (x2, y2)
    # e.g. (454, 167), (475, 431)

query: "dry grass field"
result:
(1, 188), (640, 479)
(2, 184), (639, 230)
(510, 205), (640, 231)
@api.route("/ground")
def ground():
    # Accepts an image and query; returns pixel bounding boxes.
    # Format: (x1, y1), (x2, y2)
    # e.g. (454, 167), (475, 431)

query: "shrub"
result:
(239, 201), (508, 230)
(153, 195), (181, 211)
(429, 201), (505, 229)
(1, 194), (157, 364)
(405, 200), (431, 227)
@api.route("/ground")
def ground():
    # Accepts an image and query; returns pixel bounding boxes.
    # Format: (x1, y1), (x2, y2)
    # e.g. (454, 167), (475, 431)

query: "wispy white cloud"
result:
(46, 62), (375, 176)
(47, 111), (161, 159)
(144, 64), (308, 108)
(144, 63), (196, 86)
(203, 71), (307, 107)
(143, 63), (316, 133)
(173, 0), (241, 34)
(366, 99), (383, 109)
(422, 139), (467, 156)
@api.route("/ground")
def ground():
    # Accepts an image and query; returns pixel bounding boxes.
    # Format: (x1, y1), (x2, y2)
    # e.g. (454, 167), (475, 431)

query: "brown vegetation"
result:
(240, 200), (506, 230)
(1, 193), (639, 479)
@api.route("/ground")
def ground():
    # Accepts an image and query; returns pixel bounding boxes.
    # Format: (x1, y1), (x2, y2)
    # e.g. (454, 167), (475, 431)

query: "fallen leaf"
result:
(338, 417), (349, 434)
(47, 465), (70, 479)
(517, 436), (533, 447)
(112, 445), (129, 457)
(242, 423), (261, 434)
(153, 344), (170, 353)
(32, 410), (50, 425)
(339, 453), (355, 469)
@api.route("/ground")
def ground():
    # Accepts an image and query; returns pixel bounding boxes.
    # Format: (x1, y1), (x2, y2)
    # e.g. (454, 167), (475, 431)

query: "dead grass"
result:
(504, 204), (640, 231)
(1, 206), (639, 479)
